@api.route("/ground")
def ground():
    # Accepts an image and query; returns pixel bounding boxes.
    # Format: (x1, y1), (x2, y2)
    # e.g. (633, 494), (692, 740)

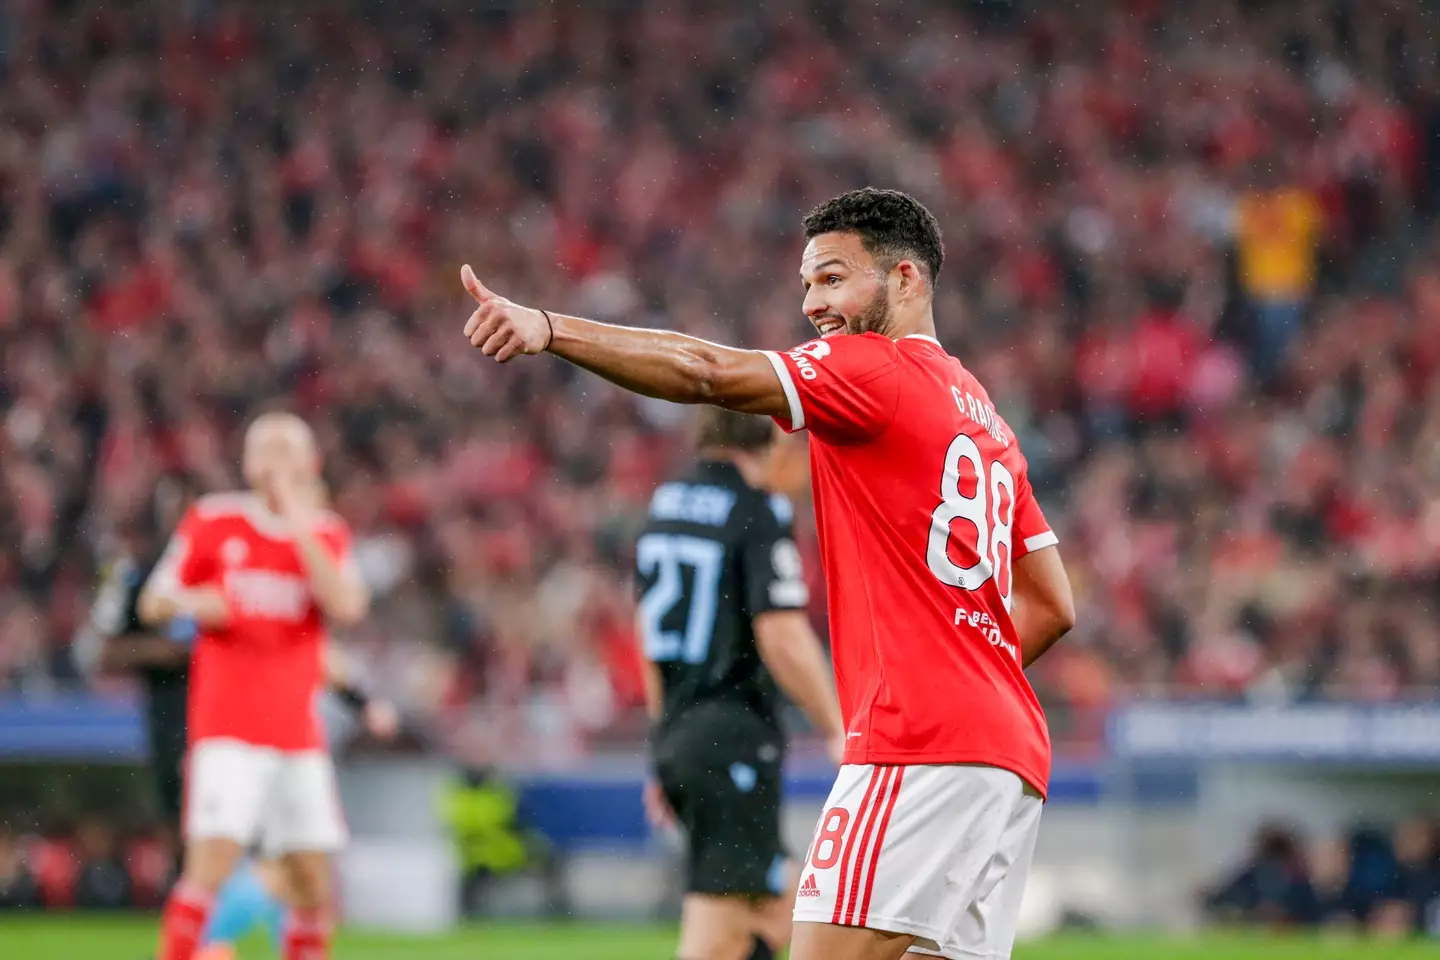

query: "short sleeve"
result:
(146, 505), (210, 592)
(1011, 470), (1058, 558)
(741, 494), (810, 617)
(762, 333), (901, 444)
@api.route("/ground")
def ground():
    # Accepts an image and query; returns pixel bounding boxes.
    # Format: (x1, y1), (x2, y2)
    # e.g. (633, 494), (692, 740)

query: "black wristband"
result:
(333, 682), (370, 713)
(539, 309), (555, 350)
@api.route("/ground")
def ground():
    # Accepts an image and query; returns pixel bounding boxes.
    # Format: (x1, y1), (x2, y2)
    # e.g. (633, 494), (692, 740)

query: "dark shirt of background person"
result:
(0, 824), (40, 911)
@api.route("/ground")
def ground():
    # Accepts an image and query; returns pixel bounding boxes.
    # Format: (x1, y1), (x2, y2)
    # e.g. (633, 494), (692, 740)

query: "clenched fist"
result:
(461, 264), (553, 362)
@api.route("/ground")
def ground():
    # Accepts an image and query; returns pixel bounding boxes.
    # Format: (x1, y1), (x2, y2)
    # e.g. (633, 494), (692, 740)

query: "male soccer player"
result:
(461, 187), (1076, 960)
(79, 487), (390, 960)
(196, 657), (399, 960)
(74, 481), (196, 841)
(139, 411), (370, 960)
(640, 408), (844, 960)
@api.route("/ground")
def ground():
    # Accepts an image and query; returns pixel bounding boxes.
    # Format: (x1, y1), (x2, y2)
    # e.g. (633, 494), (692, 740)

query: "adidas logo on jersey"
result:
(798, 874), (822, 898)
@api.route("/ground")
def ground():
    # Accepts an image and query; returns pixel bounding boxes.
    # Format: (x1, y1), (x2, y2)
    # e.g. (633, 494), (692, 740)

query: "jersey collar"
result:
(902, 334), (942, 347)
(696, 458), (745, 482)
(238, 493), (296, 540)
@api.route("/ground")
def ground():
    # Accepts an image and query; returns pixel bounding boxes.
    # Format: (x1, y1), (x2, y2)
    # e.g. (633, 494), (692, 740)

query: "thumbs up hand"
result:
(461, 264), (554, 362)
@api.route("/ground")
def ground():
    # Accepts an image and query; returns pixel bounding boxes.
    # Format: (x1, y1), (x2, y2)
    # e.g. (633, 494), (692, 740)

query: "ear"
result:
(893, 259), (928, 300)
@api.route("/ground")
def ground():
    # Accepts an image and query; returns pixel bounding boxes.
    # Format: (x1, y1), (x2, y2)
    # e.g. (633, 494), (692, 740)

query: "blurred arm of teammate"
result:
(138, 514), (232, 631)
(136, 581), (231, 632)
(271, 467), (371, 627)
(76, 617), (189, 674)
(323, 644), (399, 741)
(74, 562), (191, 674)
(754, 611), (846, 765)
(461, 266), (789, 416)
(1011, 546), (1075, 668)
(98, 636), (191, 671)
(137, 509), (232, 632)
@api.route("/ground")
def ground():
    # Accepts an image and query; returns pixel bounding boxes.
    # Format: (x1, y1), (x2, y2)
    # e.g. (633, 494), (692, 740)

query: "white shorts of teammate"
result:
(185, 738), (348, 856)
(794, 763), (1043, 960)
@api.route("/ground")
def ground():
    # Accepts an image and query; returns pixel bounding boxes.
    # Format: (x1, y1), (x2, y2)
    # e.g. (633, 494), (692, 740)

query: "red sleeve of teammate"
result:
(761, 333), (901, 444)
(148, 504), (214, 591)
(1011, 468), (1058, 558)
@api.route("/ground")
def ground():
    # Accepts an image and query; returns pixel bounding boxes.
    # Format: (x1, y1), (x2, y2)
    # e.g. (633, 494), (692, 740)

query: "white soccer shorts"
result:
(184, 738), (348, 855)
(793, 763), (1043, 960)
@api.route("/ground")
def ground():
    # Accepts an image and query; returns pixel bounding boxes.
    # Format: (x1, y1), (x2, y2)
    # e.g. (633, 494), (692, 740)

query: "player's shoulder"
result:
(725, 482), (792, 542)
(823, 332), (953, 380)
(183, 494), (275, 550)
(910, 343), (1032, 466)
(895, 333), (946, 354)
(896, 333), (968, 380)
(191, 491), (253, 517)
(781, 331), (898, 372)
(701, 461), (785, 525)
(644, 466), (744, 532)
(809, 331), (899, 360)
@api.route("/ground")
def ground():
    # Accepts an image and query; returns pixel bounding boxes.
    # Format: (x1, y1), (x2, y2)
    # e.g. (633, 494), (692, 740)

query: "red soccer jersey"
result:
(149, 492), (354, 751)
(763, 333), (1058, 795)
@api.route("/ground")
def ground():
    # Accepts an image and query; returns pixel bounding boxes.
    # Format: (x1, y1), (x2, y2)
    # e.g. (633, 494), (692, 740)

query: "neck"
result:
(250, 490), (281, 515)
(702, 449), (767, 488)
(887, 302), (938, 342)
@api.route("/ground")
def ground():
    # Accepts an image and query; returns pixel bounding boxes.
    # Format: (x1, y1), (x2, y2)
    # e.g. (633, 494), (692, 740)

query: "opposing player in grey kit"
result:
(639, 407), (843, 960)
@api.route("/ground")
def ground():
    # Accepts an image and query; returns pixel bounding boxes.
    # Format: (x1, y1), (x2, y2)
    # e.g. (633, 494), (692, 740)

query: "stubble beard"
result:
(848, 284), (894, 338)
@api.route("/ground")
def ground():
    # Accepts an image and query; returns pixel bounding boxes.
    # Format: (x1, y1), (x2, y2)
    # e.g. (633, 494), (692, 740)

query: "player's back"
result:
(766, 333), (1057, 794)
(152, 492), (351, 751)
(635, 460), (806, 735)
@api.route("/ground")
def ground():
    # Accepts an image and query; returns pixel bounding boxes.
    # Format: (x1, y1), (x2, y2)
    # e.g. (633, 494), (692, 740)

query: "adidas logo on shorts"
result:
(798, 874), (822, 898)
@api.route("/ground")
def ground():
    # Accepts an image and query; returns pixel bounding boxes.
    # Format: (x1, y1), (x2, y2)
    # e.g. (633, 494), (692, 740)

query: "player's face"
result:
(242, 420), (318, 494)
(799, 232), (895, 339)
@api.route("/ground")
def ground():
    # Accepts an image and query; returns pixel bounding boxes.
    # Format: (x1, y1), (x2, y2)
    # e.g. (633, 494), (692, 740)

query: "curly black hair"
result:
(802, 188), (945, 287)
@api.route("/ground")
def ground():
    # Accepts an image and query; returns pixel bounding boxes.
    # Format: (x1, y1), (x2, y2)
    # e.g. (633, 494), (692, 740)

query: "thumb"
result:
(461, 264), (496, 304)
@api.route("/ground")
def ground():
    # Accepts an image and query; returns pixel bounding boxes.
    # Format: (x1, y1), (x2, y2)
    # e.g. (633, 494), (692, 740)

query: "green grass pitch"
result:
(1, 915), (1437, 959)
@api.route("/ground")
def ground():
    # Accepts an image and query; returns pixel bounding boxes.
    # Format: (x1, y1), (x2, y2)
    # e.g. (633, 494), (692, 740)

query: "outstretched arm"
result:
(461, 265), (789, 417)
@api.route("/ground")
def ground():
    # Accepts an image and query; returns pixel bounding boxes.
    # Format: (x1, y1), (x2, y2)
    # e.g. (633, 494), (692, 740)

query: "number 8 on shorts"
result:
(794, 763), (1045, 959)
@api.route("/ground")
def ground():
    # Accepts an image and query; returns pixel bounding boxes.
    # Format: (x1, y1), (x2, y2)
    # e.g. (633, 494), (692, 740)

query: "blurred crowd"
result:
(0, 762), (540, 916)
(0, 817), (174, 913)
(4, 0), (1440, 762)
(1204, 818), (1440, 938)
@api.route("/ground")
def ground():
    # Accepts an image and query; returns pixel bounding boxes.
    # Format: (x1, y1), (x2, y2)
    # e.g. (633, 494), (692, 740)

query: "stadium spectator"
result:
(1202, 824), (1317, 927)
(1395, 818), (1440, 935)
(1233, 163), (1324, 385)
(0, 0), (1437, 763)
(0, 823), (41, 911)
(1211, 819), (1440, 937)
(72, 817), (132, 911)
(1308, 834), (1360, 928)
